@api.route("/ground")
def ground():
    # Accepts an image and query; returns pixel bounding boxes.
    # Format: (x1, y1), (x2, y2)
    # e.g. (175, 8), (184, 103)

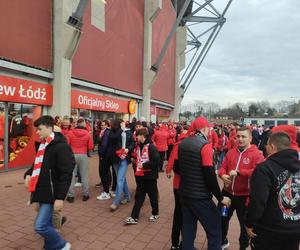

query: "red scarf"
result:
(28, 133), (54, 193)
(135, 143), (150, 176)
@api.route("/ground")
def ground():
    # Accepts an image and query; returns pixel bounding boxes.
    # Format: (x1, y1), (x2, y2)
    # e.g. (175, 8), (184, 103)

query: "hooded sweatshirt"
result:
(67, 126), (94, 154)
(219, 145), (264, 196)
(272, 125), (300, 154)
(245, 149), (300, 234)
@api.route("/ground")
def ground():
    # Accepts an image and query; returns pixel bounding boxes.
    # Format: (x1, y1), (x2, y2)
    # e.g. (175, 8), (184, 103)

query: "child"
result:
(125, 128), (160, 224)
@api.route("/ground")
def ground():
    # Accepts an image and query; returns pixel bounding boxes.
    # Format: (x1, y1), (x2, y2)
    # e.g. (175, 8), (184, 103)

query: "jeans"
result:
(171, 189), (183, 247)
(158, 151), (166, 171)
(34, 203), (66, 250)
(99, 157), (113, 193)
(219, 191), (249, 248)
(68, 154), (89, 197)
(251, 228), (300, 250)
(131, 179), (159, 219)
(217, 151), (226, 169)
(181, 199), (221, 250)
(113, 159), (130, 206)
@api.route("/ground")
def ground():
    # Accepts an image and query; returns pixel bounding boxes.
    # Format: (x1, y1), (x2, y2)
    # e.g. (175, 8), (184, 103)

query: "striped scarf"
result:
(28, 133), (55, 193)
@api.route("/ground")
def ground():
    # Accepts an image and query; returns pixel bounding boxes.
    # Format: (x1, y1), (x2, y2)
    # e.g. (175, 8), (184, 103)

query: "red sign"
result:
(71, 89), (130, 113)
(157, 107), (171, 117)
(0, 75), (53, 106)
(150, 104), (156, 115)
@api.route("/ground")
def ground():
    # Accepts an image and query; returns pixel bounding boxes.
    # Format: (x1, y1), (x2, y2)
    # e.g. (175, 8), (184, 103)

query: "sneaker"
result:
(120, 199), (130, 205)
(171, 246), (180, 250)
(124, 216), (138, 225)
(60, 242), (71, 250)
(110, 190), (116, 197)
(95, 183), (102, 188)
(149, 214), (159, 222)
(110, 204), (118, 211)
(221, 239), (230, 250)
(66, 197), (74, 203)
(97, 192), (111, 200)
(74, 182), (82, 187)
(82, 195), (90, 202)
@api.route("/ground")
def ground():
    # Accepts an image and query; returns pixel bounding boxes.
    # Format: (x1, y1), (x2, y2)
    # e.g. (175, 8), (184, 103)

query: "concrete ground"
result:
(0, 156), (246, 250)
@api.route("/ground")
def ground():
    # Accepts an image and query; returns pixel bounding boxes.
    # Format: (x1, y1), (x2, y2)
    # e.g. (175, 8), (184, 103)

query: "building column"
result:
(48, 0), (82, 117)
(140, 0), (162, 120)
(171, 26), (187, 121)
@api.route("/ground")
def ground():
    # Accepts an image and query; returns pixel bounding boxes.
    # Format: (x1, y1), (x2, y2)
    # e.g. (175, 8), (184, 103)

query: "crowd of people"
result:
(23, 114), (300, 250)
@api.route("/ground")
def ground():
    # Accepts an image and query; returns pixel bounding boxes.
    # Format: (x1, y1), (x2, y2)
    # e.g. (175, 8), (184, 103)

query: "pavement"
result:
(0, 156), (246, 250)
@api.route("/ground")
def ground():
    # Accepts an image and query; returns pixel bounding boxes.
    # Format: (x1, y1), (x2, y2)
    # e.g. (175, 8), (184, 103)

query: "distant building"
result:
(243, 117), (300, 127)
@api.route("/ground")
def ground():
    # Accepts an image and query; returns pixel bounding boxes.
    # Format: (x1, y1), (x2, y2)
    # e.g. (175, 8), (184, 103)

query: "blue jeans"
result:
(35, 203), (66, 250)
(113, 159), (130, 206)
(181, 199), (221, 250)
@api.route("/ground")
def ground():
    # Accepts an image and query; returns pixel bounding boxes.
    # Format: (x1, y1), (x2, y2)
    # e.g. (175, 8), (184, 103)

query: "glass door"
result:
(0, 103), (5, 170)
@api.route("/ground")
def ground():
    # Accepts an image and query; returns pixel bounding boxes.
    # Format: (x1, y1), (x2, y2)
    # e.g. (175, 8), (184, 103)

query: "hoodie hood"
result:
(235, 144), (259, 154)
(71, 127), (89, 137)
(272, 125), (300, 151)
(269, 149), (300, 173)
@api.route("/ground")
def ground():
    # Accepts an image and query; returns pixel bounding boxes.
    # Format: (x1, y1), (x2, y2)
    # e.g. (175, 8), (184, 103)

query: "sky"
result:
(182, 0), (300, 107)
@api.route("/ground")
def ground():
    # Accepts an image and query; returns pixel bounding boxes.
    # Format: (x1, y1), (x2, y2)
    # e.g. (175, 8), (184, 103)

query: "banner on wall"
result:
(71, 89), (130, 113)
(0, 75), (53, 106)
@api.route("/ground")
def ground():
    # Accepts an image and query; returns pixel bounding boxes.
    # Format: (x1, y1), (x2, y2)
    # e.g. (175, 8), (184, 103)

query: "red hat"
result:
(193, 117), (209, 130)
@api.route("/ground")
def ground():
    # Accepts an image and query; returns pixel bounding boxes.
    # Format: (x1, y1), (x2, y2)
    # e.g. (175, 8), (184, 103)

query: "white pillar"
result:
(48, 0), (82, 117)
(140, 0), (162, 120)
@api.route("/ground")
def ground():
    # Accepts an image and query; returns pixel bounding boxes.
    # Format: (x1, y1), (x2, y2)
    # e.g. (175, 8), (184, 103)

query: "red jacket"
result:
(228, 129), (237, 149)
(219, 145), (264, 196)
(208, 129), (219, 149)
(217, 133), (229, 152)
(61, 127), (71, 136)
(167, 127), (177, 145)
(67, 127), (94, 154)
(152, 127), (169, 152)
(166, 133), (189, 189)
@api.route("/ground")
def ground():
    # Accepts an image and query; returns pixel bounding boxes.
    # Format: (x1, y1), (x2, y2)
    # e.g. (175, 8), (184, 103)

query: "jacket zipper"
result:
(49, 169), (54, 199)
(231, 149), (245, 195)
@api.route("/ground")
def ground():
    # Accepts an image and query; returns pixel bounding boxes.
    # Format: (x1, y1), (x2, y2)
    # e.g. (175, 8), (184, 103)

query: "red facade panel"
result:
(151, 0), (176, 105)
(72, 0), (144, 95)
(0, 0), (52, 70)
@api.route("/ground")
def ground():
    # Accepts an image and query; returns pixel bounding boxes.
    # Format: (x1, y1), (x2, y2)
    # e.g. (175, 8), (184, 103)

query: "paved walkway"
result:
(0, 156), (245, 250)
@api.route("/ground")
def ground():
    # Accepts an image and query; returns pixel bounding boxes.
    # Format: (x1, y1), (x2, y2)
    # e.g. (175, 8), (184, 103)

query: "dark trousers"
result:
(158, 151), (166, 171)
(99, 157), (117, 193)
(131, 179), (159, 219)
(251, 228), (300, 250)
(171, 189), (182, 247)
(219, 191), (249, 248)
(167, 144), (174, 160)
(181, 199), (221, 250)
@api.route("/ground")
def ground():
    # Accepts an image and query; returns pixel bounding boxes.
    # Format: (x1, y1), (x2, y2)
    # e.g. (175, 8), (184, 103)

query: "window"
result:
(264, 120), (275, 127)
(277, 120), (288, 125)
(251, 120), (258, 125)
(294, 121), (300, 126)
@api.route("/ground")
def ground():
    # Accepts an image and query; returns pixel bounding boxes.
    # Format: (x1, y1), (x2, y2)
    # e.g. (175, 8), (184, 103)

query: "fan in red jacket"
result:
(218, 127), (264, 250)
(152, 124), (169, 172)
(272, 125), (300, 154)
(167, 124), (177, 160)
(208, 127), (219, 150)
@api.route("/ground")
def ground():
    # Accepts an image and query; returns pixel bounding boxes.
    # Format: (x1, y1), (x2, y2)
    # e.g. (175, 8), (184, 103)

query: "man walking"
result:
(245, 132), (300, 250)
(66, 118), (94, 202)
(218, 127), (264, 250)
(178, 117), (231, 250)
(24, 115), (75, 250)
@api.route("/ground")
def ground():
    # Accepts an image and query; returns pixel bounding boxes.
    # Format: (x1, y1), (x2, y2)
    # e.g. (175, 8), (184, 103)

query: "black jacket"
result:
(246, 149), (300, 234)
(109, 128), (135, 164)
(98, 128), (113, 158)
(136, 137), (159, 180)
(24, 132), (75, 204)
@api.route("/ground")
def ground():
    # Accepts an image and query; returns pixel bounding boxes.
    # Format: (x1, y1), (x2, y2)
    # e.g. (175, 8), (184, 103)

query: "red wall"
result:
(72, 0), (144, 95)
(0, 0), (52, 70)
(151, 0), (176, 105)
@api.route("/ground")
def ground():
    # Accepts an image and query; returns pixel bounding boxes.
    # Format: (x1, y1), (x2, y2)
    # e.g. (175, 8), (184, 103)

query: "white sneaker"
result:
(97, 192), (111, 200)
(74, 182), (82, 187)
(149, 214), (159, 222)
(60, 242), (71, 250)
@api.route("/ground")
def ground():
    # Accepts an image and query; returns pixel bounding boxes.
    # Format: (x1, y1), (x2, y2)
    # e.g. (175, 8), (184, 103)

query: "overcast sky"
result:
(182, 0), (300, 107)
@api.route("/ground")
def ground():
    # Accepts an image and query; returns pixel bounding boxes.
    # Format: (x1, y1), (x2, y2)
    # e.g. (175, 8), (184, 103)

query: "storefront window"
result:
(8, 104), (42, 169)
(0, 103), (5, 170)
